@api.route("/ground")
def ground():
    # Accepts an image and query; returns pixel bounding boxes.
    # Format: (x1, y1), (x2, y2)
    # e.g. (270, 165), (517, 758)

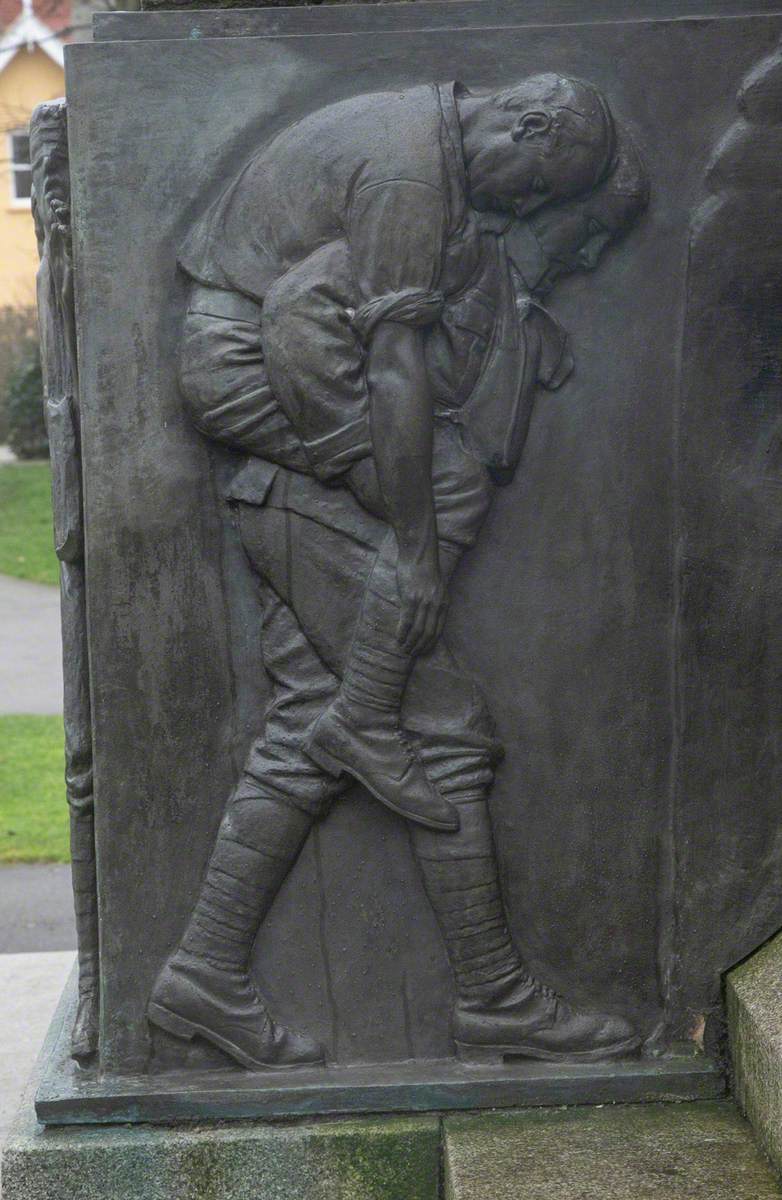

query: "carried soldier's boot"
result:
(410, 791), (639, 1063)
(306, 582), (458, 832)
(70, 807), (99, 1062)
(148, 792), (324, 1070)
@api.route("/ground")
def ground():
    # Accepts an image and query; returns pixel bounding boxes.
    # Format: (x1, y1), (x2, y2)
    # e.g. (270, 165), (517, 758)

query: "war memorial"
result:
(5, 0), (782, 1195)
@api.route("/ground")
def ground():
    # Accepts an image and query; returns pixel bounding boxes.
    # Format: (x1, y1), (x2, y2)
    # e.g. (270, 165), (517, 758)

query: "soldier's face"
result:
(530, 195), (633, 291)
(468, 126), (607, 218)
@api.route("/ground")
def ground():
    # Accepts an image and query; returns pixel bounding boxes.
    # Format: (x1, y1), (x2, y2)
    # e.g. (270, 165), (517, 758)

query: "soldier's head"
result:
(526, 137), (648, 293)
(459, 74), (615, 218)
(29, 99), (70, 251)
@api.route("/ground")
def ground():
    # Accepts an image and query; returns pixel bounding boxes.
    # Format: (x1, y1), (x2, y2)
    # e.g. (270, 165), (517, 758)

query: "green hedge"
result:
(6, 350), (48, 461)
(0, 306), (37, 443)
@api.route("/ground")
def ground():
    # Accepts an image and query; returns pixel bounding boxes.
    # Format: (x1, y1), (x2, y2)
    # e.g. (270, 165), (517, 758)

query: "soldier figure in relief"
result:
(30, 101), (100, 1064)
(148, 76), (648, 1070)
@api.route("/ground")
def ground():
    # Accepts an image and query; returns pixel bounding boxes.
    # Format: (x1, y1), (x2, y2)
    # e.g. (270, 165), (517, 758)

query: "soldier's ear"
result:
(511, 111), (552, 142)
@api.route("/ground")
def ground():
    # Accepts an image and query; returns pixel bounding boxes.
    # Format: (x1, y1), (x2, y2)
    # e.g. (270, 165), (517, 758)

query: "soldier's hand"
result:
(396, 550), (447, 657)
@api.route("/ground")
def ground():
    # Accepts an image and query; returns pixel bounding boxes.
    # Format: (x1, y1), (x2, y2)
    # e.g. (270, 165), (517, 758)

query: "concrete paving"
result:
(0, 952), (74, 1146)
(0, 866), (75, 954)
(0, 575), (62, 715)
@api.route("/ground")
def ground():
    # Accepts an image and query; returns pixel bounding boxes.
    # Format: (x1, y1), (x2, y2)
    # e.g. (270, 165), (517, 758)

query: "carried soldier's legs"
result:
(305, 421), (495, 829)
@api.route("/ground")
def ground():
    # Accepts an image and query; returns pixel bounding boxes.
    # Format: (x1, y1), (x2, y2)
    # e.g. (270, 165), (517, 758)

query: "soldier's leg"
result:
(148, 588), (344, 1070)
(407, 653), (638, 1063)
(60, 559), (99, 1062)
(178, 285), (310, 471)
(306, 423), (493, 830)
(233, 490), (635, 1060)
(261, 243), (372, 482)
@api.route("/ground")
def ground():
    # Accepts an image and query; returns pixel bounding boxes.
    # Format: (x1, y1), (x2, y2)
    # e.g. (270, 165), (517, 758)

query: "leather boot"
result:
(148, 792), (324, 1069)
(452, 968), (639, 1063)
(70, 807), (99, 1062)
(410, 789), (638, 1063)
(307, 697), (458, 831)
(306, 553), (457, 831)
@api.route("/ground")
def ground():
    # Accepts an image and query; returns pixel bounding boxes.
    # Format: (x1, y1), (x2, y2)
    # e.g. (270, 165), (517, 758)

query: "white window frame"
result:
(8, 129), (32, 208)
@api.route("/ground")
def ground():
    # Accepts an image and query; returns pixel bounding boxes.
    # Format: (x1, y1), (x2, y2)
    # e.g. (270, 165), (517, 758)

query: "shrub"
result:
(6, 350), (48, 461)
(0, 306), (38, 443)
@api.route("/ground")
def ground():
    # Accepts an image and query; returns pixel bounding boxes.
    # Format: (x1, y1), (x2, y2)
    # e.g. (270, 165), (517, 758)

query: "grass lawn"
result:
(0, 461), (58, 586)
(0, 715), (68, 862)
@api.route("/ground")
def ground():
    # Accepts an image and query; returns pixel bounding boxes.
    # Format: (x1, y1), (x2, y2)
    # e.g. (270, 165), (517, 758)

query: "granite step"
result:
(728, 928), (782, 1178)
(443, 1100), (782, 1200)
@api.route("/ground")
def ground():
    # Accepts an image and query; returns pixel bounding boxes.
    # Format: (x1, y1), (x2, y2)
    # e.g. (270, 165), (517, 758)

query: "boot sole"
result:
(306, 732), (459, 832)
(147, 1001), (325, 1072)
(454, 1034), (642, 1065)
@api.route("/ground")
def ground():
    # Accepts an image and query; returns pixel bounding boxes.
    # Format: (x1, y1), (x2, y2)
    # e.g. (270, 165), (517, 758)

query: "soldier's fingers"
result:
(398, 600), (416, 649)
(433, 602), (448, 645)
(421, 599), (442, 656)
(417, 610), (438, 656)
(407, 599), (429, 657)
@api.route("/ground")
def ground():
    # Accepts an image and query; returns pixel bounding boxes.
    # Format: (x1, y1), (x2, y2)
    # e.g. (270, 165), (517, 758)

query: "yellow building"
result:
(0, 0), (66, 307)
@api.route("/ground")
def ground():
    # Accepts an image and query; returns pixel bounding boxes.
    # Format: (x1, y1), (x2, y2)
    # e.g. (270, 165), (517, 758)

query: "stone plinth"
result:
(443, 1102), (782, 1199)
(728, 930), (782, 1178)
(2, 989), (440, 1200)
(3, 1091), (439, 1200)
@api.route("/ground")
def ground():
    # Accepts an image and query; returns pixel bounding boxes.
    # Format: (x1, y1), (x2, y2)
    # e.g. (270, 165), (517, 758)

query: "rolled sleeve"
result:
(347, 179), (447, 310)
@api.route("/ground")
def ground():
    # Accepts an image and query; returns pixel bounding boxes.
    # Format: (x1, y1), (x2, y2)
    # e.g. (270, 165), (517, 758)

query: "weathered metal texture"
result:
(674, 37), (782, 1031)
(30, 99), (99, 1065)
(35, 971), (722, 1124)
(44, 0), (782, 1122)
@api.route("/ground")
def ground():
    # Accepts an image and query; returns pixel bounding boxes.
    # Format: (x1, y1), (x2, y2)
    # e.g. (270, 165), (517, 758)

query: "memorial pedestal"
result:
(19, 4), (782, 1196)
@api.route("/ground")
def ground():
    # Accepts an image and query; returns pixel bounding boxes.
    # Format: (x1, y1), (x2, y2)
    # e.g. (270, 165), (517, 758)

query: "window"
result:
(8, 131), (32, 205)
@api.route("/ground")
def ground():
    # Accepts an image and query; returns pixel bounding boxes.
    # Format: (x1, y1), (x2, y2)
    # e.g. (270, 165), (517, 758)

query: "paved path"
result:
(0, 865), (75, 954)
(0, 575), (62, 714)
(0, 951), (74, 1149)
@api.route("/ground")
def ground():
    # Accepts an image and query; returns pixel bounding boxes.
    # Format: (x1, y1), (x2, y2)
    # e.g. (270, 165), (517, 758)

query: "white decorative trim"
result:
(0, 5), (66, 76)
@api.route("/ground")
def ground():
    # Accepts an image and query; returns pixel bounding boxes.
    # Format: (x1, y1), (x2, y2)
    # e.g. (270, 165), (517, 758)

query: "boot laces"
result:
(530, 976), (560, 1004)
(397, 728), (420, 760)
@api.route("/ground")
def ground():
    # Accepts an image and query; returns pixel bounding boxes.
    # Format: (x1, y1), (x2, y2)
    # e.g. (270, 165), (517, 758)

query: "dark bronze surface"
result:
(35, 0), (782, 1122)
(37, 970), (723, 1124)
(30, 100), (99, 1066)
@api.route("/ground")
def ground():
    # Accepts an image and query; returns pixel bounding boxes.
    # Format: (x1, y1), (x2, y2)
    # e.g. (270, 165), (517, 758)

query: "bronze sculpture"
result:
(30, 99), (99, 1063)
(148, 75), (648, 1070)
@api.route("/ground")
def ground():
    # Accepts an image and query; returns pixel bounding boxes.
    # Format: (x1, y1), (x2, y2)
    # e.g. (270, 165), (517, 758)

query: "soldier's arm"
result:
(365, 322), (445, 656)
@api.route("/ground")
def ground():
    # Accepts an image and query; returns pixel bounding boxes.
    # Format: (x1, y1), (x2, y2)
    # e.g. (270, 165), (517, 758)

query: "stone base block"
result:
(727, 929), (782, 1175)
(443, 1101), (782, 1198)
(2, 1104), (440, 1200)
(2, 993), (440, 1200)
